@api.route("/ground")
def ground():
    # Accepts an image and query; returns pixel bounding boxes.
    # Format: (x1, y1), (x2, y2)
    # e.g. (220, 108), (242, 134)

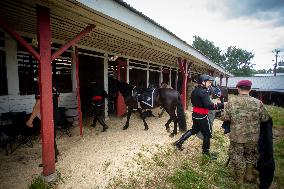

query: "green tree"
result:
(192, 36), (255, 76)
(224, 46), (255, 76)
(192, 36), (225, 67)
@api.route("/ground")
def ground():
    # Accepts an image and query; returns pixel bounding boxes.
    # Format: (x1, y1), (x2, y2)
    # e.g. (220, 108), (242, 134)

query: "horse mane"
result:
(116, 80), (134, 97)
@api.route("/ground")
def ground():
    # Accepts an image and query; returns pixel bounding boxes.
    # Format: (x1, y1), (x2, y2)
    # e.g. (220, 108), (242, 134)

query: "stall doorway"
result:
(149, 71), (160, 88)
(108, 58), (127, 116)
(78, 54), (104, 116)
(129, 68), (147, 88)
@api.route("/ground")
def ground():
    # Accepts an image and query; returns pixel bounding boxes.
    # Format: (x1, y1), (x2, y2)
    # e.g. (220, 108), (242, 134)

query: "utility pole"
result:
(273, 49), (280, 76)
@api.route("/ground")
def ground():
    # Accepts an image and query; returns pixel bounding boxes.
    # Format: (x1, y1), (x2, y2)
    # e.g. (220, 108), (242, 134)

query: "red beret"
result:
(236, 80), (252, 88)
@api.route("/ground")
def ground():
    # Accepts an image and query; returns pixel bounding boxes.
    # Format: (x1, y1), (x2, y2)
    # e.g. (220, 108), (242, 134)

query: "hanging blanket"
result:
(139, 88), (156, 108)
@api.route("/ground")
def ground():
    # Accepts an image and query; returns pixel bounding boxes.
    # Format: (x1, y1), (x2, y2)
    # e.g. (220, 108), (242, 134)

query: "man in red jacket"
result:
(174, 74), (224, 159)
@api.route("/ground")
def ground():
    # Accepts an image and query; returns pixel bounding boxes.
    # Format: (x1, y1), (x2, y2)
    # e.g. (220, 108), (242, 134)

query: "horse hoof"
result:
(144, 128), (149, 131)
(123, 126), (128, 130)
(169, 133), (175, 137)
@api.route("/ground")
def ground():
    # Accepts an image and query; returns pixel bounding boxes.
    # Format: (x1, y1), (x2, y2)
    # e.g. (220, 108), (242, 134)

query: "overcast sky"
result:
(123, 0), (284, 70)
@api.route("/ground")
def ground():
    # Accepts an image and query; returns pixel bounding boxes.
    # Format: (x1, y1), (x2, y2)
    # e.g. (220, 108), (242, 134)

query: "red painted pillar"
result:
(73, 47), (83, 136)
(37, 5), (55, 176)
(116, 59), (127, 116)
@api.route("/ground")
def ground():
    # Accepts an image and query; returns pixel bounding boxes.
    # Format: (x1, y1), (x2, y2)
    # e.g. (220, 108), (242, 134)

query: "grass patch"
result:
(266, 105), (284, 129)
(274, 139), (284, 187)
(108, 106), (284, 189)
(28, 177), (51, 189)
(27, 171), (63, 189)
(267, 105), (284, 188)
(168, 167), (208, 189)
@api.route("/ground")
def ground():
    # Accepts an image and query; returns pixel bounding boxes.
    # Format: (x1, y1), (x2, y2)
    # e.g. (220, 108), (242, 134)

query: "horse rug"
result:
(139, 88), (156, 108)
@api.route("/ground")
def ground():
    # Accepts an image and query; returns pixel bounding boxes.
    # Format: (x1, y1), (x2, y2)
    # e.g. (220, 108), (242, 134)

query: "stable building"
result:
(0, 0), (230, 178)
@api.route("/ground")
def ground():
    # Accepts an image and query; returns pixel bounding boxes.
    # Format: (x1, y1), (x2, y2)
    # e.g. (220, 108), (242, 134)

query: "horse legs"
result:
(137, 108), (149, 130)
(163, 107), (176, 136)
(169, 116), (178, 137)
(123, 107), (133, 130)
(164, 118), (172, 132)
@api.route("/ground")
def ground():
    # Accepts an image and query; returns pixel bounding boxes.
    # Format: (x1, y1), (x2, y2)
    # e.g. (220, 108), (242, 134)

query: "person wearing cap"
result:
(26, 72), (60, 165)
(174, 74), (224, 159)
(90, 80), (109, 132)
(221, 79), (270, 184)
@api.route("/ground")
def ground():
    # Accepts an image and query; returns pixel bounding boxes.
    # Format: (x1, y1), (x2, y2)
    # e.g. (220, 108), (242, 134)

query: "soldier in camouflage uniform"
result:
(222, 80), (270, 184)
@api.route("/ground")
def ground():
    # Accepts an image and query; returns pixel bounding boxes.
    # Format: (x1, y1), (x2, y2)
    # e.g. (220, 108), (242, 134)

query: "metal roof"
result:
(111, 0), (231, 76)
(253, 73), (284, 77)
(220, 76), (284, 92)
(0, 0), (230, 76)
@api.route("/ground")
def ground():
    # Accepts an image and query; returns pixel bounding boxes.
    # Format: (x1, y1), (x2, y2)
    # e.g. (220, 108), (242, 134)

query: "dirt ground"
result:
(0, 108), (199, 189)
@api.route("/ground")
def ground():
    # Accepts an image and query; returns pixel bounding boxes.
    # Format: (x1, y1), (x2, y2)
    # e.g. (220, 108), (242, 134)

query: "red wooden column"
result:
(72, 47), (83, 136)
(1, 4), (93, 177)
(116, 59), (127, 116)
(178, 58), (191, 110)
(37, 5), (55, 176)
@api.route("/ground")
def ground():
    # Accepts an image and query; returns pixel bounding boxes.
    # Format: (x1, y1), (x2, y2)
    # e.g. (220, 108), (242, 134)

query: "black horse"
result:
(109, 77), (186, 136)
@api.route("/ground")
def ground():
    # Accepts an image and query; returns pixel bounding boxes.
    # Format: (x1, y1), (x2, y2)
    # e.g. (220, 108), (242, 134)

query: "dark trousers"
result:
(92, 102), (107, 127)
(191, 114), (212, 138)
(179, 114), (212, 153)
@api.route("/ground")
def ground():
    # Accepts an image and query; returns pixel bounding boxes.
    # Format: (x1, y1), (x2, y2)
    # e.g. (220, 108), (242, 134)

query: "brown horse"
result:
(109, 77), (186, 136)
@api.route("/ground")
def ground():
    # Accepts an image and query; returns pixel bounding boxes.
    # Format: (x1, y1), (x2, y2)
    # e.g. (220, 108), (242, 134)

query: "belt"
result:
(92, 96), (103, 101)
(193, 107), (209, 115)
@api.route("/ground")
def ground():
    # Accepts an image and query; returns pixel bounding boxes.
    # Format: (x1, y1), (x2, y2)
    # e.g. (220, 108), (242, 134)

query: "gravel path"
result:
(0, 109), (191, 189)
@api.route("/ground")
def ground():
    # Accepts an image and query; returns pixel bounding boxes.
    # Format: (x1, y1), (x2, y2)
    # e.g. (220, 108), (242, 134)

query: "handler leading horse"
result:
(109, 77), (186, 136)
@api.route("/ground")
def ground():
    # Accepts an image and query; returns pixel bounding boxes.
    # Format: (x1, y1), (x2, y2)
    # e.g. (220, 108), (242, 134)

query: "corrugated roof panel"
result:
(220, 76), (284, 92)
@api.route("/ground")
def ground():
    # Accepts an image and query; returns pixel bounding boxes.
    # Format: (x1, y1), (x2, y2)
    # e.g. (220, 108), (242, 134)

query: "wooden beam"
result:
(51, 24), (95, 61)
(0, 17), (40, 62)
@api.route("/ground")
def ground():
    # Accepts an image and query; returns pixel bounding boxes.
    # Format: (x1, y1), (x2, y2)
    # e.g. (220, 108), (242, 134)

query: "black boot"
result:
(202, 137), (217, 160)
(91, 119), (97, 128)
(174, 130), (193, 151)
(102, 125), (109, 132)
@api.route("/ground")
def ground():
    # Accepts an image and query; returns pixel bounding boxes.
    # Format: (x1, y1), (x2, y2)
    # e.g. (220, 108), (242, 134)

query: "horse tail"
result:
(177, 94), (187, 132)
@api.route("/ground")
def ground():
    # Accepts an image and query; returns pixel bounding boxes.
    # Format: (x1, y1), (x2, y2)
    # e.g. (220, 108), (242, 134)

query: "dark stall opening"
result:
(162, 67), (170, 86)
(149, 71), (160, 88)
(78, 54), (104, 117)
(107, 58), (127, 115)
(177, 71), (183, 93)
(129, 68), (147, 88)
(171, 70), (177, 89)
